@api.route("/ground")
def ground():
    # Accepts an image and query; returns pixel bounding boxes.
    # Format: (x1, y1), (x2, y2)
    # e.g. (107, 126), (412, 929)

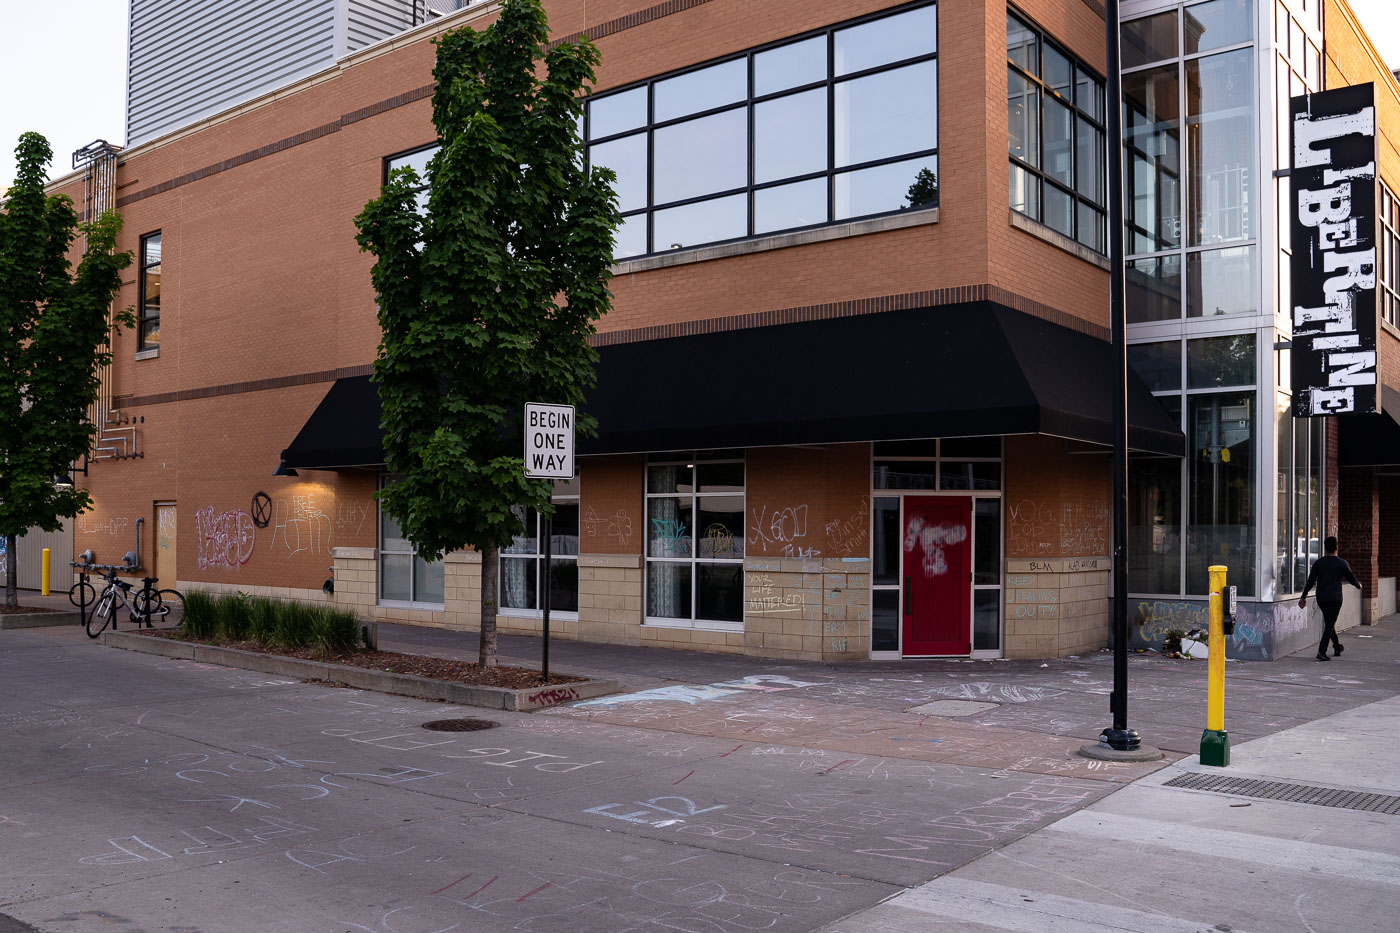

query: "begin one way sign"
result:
(524, 403), (574, 479)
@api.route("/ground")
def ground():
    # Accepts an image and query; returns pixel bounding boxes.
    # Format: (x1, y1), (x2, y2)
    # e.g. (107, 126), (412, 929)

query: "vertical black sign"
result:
(1291, 83), (1379, 416)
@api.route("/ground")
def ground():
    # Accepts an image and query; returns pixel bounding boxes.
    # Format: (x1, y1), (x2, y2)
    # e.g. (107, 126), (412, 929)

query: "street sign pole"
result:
(523, 402), (574, 685)
(541, 514), (551, 681)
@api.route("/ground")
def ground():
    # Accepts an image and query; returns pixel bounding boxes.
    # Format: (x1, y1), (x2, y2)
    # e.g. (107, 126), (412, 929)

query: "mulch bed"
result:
(0, 604), (66, 614)
(139, 629), (584, 689)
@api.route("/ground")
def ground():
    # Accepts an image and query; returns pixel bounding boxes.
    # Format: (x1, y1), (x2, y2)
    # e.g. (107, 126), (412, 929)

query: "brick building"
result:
(42, 0), (1398, 660)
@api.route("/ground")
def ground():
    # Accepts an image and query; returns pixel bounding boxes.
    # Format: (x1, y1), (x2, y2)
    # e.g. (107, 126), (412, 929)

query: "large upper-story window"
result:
(1007, 11), (1107, 252)
(1380, 182), (1399, 330)
(138, 232), (162, 349)
(588, 3), (938, 259)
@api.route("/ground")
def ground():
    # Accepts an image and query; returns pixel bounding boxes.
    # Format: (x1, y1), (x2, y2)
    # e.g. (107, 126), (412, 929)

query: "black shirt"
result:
(1301, 555), (1361, 603)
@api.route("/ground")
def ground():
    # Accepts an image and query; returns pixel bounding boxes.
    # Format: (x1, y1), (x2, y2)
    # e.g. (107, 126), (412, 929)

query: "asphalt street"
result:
(1, 612), (1396, 932)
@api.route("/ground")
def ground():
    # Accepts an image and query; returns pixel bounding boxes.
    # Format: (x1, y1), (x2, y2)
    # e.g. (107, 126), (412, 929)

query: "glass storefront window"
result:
(646, 455), (744, 626)
(1187, 392), (1256, 595)
(1130, 454), (1183, 593)
(379, 476), (444, 606)
(500, 492), (581, 614)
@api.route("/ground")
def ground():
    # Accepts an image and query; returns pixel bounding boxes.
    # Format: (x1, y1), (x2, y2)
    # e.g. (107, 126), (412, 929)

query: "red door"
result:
(902, 496), (972, 655)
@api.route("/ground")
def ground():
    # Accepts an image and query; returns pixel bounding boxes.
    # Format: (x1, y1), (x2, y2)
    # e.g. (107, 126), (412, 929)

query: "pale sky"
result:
(0, 0), (1398, 190)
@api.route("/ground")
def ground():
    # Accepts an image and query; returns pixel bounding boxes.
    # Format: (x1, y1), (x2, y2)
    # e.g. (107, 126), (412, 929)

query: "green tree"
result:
(355, 0), (620, 667)
(0, 133), (131, 606)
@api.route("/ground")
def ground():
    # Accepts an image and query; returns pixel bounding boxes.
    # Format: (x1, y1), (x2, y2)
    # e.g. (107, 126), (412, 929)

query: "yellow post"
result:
(1200, 563), (1229, 766)
(41, 548), (51, 596)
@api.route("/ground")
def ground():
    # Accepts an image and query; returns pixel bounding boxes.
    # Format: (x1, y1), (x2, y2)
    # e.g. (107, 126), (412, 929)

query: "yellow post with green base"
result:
(1200, 564), (1229, 767)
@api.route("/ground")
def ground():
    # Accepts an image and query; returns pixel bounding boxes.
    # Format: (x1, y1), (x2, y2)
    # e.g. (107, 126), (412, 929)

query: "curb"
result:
(101, 631), (619, 711)
(1, 611), (81, 630)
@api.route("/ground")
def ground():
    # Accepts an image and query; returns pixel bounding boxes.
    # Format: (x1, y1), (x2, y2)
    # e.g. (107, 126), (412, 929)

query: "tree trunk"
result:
(4, 534), (17, 608)
(479, 538), (498, 668)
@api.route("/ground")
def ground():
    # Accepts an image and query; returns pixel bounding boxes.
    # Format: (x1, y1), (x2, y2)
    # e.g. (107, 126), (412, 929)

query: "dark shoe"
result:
(1316, 652), (1330, 661)
(1334, 643), (1344, 657)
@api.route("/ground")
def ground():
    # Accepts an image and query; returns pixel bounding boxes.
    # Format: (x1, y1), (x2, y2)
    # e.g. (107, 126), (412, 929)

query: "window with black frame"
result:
(500, 479), (581, 614)
(587, 3), (939, 259)
(1007, 10), (1106, 252)
(646, 452), (745, 627)
(386, 145), (435, 216)
(138, 232), (162, 349)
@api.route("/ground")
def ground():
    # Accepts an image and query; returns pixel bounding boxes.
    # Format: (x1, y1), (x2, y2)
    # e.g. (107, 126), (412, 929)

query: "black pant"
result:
(1318, 600), (1343, 655)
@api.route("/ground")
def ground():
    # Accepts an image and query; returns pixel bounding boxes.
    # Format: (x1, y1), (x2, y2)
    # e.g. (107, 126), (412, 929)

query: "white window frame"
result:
(644, 452), (746, 632)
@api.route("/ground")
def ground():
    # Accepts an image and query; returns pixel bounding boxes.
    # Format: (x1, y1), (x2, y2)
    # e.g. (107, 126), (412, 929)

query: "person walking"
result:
(1299, 536), (1363, 661)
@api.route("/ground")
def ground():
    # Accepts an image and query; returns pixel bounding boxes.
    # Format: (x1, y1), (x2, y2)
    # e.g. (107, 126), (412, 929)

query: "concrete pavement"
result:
(822, 694), (1400, 932)
(2, 601), (1396, 932)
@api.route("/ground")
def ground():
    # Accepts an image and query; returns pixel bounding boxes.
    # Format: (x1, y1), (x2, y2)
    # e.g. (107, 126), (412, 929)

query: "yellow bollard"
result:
(41, 548), (51, 596)
(1200, 564), (1229, 766)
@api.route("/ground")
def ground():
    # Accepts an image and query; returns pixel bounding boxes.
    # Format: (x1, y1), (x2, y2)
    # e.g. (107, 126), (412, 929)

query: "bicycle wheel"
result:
(69, 580), (96, 608)
(86, 591), (115, 638)
(132, 589), (163, 627)
(157, 589), (185, 626)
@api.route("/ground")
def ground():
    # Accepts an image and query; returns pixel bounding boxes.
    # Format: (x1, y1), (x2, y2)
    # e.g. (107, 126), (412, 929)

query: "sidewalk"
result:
(822, 693), (1400, 932)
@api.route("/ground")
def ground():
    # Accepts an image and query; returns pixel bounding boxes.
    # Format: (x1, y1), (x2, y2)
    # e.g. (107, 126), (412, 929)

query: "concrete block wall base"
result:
(0, 610), (80, 629)
(101, 631), (619, 711)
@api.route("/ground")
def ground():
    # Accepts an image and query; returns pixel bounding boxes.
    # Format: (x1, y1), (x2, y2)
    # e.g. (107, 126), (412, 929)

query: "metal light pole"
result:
(1083, 0), (1158, 761)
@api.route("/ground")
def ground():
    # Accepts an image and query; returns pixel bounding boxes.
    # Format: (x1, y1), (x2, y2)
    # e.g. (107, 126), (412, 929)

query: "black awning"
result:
(278, 375), (386, 470)
(1339, 385), (1400, 467)
(276, 301), (1185, 469)
(582, 302), (1184, 456)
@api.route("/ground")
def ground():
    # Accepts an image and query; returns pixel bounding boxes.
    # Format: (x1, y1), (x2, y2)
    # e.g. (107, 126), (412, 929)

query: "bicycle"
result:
(85, 571), (184, 638)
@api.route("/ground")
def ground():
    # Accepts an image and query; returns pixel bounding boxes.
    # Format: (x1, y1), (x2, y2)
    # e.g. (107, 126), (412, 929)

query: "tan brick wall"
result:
(743, 557), (871, 660)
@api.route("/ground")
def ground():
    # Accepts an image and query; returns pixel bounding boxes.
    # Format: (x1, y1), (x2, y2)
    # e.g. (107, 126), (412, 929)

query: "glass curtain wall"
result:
(1124, 0), (1265, 599)
(1270, 0), (1325, 597)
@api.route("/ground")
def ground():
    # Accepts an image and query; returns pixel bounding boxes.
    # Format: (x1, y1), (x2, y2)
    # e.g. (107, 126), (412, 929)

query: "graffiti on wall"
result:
(157, 510), (175, 553)
(270, 496), (331, 557)
(78, 516), (131, 537)
(1007, 498), (1108, 557)
(334, 501), (370, 537)
(583, 507), (634, 547)
(825, 496), (870, 557)
(195, 507), (255, 570)
(749, 504), (820, 558)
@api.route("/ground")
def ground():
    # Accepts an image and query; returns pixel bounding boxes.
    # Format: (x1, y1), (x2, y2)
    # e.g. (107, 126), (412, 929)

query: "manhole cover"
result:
(906, 699), (1000, 716)
(421, 718), (499, 732)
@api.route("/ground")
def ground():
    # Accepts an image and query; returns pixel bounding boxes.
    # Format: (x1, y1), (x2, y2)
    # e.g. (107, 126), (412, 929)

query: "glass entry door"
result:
(901, 495), (972, 655)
